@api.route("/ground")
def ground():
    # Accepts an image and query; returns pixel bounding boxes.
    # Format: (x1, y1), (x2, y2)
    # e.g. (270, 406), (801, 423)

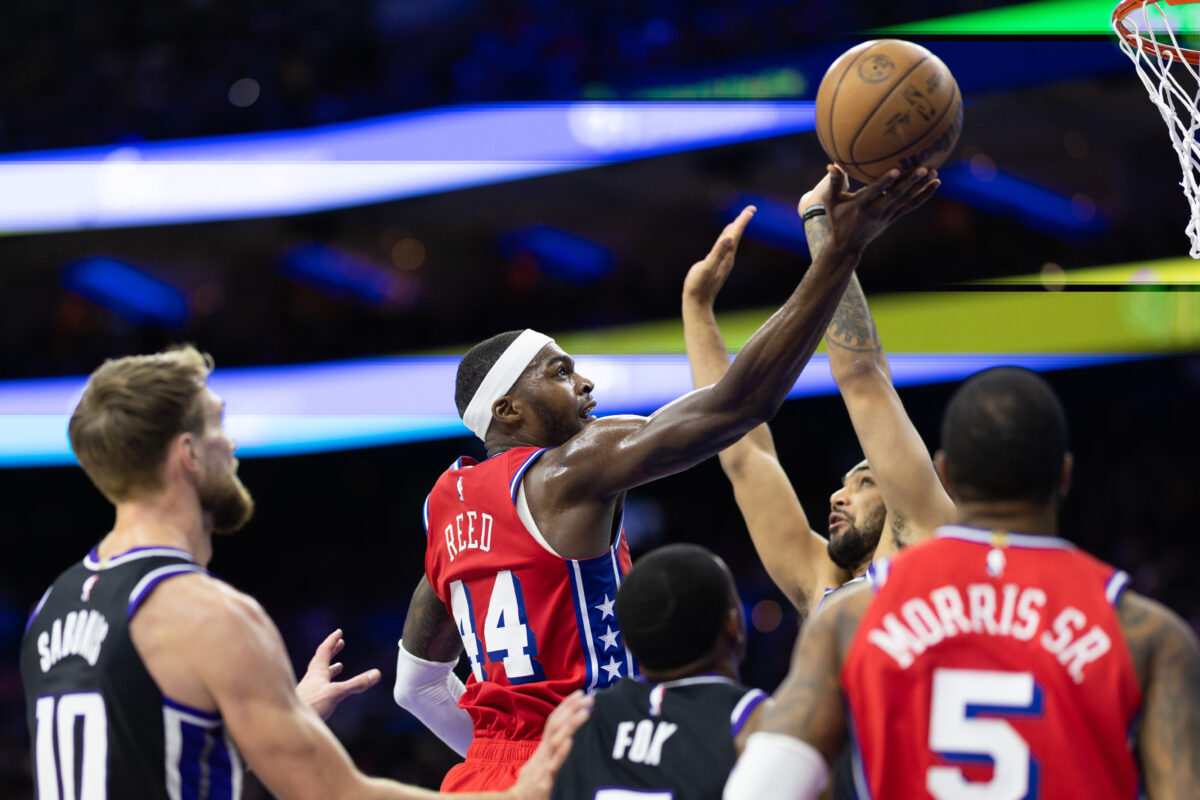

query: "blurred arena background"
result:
(2, 0), (1200, 796)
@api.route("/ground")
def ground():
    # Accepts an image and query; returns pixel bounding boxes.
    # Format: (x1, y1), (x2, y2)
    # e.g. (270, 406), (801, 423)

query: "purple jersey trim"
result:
(85, 544), (195, 570)
(163, 694), (222, 722)
(730, 689), (768, 737)
(24, 587), (52, 633)
(127, 564), (206, 619)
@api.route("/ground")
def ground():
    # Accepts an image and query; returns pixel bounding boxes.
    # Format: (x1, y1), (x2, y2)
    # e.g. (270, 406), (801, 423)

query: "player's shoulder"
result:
(1117, 590), (1200, 678)
(135, 569), (269, 637)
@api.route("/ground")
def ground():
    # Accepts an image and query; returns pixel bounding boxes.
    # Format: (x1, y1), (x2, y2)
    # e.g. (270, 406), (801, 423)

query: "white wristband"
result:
(393, 640), (473, 757)
(723, 732), (829, 800)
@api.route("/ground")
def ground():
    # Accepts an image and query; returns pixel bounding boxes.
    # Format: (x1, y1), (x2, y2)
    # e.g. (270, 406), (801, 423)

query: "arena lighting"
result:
(0, 353), (1147, 468)
(726, 159), (1107, 257)
(875, 0), (1143, 35)
(0, 102), (816, 234)
(499, 226), (614, 286)
(60, 257), (189, 328)
(936, 162), (1107, 240)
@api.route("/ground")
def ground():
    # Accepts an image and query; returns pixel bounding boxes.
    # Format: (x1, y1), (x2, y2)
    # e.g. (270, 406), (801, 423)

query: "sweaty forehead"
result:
(528, 343), (569, 373)
(514, 342), (568, 388)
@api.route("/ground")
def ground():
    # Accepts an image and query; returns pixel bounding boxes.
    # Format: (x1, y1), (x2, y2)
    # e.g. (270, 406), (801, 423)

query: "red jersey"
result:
(424, 447), (636, 742)
(842, 525), (1141, 800)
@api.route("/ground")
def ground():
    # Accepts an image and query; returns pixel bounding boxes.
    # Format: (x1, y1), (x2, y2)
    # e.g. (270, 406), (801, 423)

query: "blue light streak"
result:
(0, 102), (816, 233)
(60, 257), (189, 328)
(0, 352), (1145, 468)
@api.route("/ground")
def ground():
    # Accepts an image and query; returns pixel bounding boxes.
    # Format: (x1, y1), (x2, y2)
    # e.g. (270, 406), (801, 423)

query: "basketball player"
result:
(724, 368), (1200, 800)
(681, 166), (953, 616)
(550, 544), (769, 800)
(393, 165), (941, 792)
(20, 347), (592, 800)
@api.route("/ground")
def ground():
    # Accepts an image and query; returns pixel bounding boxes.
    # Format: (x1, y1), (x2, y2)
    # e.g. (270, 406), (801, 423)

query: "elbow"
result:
(831, 355), (887, 389)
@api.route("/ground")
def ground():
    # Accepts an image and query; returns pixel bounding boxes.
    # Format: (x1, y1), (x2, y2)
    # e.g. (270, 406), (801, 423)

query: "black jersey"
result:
(20, 545), (242, 800)
(551, 675), (767, 800)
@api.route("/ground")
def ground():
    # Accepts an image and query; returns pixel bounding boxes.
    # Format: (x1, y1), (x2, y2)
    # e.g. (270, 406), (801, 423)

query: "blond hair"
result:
(69, 346), (214, 502)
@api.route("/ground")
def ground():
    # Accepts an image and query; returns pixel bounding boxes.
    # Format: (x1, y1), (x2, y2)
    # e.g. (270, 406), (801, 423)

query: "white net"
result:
(1114, 0), (1200, 257)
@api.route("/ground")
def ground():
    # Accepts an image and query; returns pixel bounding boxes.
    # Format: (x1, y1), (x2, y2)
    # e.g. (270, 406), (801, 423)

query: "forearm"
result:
(682, 294), (778, 461)
(805, 213), (890, 384)
(712, 244), (860, 422)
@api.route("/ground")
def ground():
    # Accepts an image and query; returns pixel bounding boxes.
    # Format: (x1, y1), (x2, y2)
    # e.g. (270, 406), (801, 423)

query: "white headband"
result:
(462, 330), (554, 441)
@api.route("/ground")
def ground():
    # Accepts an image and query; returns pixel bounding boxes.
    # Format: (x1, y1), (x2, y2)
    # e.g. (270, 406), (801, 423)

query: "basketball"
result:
(815, 39), (962, 183)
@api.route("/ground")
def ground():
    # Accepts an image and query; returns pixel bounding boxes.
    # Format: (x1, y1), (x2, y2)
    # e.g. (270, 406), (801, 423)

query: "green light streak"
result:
(875, 0), (1141, 36)
(434, 256), (1200, 355)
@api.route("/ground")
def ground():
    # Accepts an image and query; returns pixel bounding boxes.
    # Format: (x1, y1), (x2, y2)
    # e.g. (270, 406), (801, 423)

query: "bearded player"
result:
(21, 347), (591, 800)
(724, 367), (1200, 800)
(392, 166), (941, 792)
(681, 167), (954, 618)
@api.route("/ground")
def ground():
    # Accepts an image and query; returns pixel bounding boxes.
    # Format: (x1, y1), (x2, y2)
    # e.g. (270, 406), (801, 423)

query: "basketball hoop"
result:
(1113, 0), (1200, 257)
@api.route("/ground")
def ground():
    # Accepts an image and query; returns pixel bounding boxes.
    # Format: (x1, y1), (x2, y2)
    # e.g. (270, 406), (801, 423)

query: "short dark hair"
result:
(616, 544), (739, 671)
(454, 330), (524, 418)
(940, 367), (1068, 503)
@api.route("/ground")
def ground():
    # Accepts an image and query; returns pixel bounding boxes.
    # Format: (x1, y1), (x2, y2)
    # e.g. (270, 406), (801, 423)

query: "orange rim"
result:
(1113, 0), (1200, 65)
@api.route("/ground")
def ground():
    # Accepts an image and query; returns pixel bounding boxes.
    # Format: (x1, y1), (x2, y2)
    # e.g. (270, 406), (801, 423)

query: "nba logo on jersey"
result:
(986, 548), (1006, 578)
(81, 575), (99, 601)
(457, 476), (465, 503)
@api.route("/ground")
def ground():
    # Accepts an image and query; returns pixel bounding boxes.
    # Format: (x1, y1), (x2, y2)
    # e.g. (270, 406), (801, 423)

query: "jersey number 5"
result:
(927, 668), (1043, 800)
(450, 571), (546, 684)
(34, 693), (107, 800)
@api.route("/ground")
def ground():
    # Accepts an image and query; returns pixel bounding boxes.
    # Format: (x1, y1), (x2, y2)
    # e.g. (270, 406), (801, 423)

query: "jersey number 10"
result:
(450, 571), (546, 684)
(34, 693), (107, 800)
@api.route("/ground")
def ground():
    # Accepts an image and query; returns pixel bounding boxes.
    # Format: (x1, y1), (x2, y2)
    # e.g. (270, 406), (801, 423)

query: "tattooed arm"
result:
(540, 167), (941, 509)
(755, 582), (869, 758)
(680, 200), (850, 615)
(1118, 591), (1200, 800)
(724, 583), (870, 799)
(802, 182), (953, 557)
(393, 576), (473, 755)
(399, 576), (462, 662)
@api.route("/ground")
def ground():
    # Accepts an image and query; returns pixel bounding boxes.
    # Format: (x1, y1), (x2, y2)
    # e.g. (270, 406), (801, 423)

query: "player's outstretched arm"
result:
(393, 576), (473, 756)
(551, 166), (940, 501)
(801, 175), (953, 557)
(297, 628), (382, 721)
(724, 583), (869, 800)
(1119, 592), (1200, 800)
(136, 574), (585, 800)
(681, 206), (849, 614)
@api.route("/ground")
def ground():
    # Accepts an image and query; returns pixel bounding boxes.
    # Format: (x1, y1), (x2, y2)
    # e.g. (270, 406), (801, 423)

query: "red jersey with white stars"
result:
(424, 447), (636, 742)
(841, 525), (1141, 800)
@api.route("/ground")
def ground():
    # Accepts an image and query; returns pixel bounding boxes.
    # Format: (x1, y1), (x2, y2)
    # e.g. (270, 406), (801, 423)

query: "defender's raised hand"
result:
(682, 205), (756, 310)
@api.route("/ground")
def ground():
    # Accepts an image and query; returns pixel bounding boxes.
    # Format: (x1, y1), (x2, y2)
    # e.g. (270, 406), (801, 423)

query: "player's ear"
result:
(492, 395), (522, 427)
(172, 431), (201, 477)
(1058, 451), (1074, 498)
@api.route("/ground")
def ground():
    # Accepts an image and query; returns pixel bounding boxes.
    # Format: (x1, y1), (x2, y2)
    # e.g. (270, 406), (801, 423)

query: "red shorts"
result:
(440, 738), (541, 792)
